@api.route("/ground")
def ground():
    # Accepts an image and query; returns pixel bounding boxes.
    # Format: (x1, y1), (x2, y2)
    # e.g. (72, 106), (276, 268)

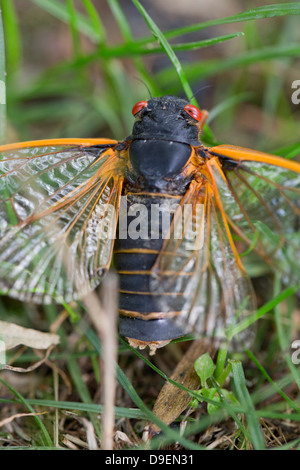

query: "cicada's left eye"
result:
(132, 101), (148, 116)
(184, 104), (202, 122)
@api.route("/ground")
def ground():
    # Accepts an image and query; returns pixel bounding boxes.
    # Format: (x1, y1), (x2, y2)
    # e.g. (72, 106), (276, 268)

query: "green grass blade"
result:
(0, 378), (53, 446)
(107, 0), (133, 44)
(257, 410), (300, 423)
(138, 3), (300, 44)
(0, 397), (146, 419)
(207, 91), (254, 124)
(1, 0), (22, 77)
(30, 0), (102, 42)
(273, 276), (300, 390)
(210, 377), (251, 441)
(66, 0), (81, 59)
(214, 347), (229, 383)
(100, 32), (244, 57)
(158, 43), (300, 89)
(119, 337), (231, 411)
(230, 361), (265, 450)
(81, 0), (106, 46)
(85, 327), (204, 449)
(251, 372), (297, 406)
(107, 0), (161, 97)
(131, 0), (217, 144)
(0, 5), (6, 143)
(226, 285), (299, 340)
(0, 446), (67, 450)
(273, 142), (300, 159)
(67, 357), (101, 437)
(246, 350), (300, 412)
(268, 438), (300, 450)
(131, 0), (195, 104)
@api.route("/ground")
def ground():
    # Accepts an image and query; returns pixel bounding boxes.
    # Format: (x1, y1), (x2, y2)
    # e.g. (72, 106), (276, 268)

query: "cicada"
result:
(0, 95), (299, 351)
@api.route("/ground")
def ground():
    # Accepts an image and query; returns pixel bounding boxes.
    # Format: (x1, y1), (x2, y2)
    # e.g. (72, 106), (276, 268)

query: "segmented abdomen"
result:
(113, 192), (188, 342)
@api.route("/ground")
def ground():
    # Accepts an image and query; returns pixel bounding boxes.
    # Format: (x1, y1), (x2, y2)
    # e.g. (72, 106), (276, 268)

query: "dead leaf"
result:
(0, 321), (60, 350)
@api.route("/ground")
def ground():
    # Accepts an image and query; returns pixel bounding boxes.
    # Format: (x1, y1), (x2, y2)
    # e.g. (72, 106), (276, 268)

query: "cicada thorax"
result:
(113, 136), (205, 351)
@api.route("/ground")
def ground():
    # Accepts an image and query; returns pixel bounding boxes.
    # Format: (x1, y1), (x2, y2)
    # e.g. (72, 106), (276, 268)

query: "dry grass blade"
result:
(82, 272), (119, 450)
(79, 417), (99, 450)
(0, 411), (48, 428)
(3, 345), (54, 373)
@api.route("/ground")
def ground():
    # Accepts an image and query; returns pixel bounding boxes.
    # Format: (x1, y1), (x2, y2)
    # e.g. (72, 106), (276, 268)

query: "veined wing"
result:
(150, 177), (256, 347)
(208, 145), (300, 282)
(0, 139), (125, 303)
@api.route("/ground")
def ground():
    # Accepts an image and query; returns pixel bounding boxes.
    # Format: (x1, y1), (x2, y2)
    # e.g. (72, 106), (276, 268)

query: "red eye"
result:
(132, 101), (148, 116)
(184, 104), (202, 122)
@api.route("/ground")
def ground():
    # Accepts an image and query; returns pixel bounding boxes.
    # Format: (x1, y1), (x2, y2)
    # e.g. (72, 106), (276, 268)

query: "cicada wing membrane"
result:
(209, 145), (300, 284)
(0, 141), (126, 303)
(150, 176), (257, 350)
(150, 145), (300, 349)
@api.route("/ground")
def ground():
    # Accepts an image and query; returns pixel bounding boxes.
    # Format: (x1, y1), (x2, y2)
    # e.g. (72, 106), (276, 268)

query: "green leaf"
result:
(194, 352), (215, 387)
(207, 395), (221, 415)
(201, 388), (218, 414)
(206, 389), (239, 415)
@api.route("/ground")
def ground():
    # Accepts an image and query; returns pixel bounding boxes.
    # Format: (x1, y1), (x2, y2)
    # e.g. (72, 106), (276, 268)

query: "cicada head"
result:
(128, 96), (207, 187)
(130, 95), (204, 146)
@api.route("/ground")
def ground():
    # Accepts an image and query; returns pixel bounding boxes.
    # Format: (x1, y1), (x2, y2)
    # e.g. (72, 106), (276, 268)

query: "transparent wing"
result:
(0, 142), (125, 303)
(150, 150), (300, 345)
(211, 152), (300, 283)
(150, 180), (256, 347)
